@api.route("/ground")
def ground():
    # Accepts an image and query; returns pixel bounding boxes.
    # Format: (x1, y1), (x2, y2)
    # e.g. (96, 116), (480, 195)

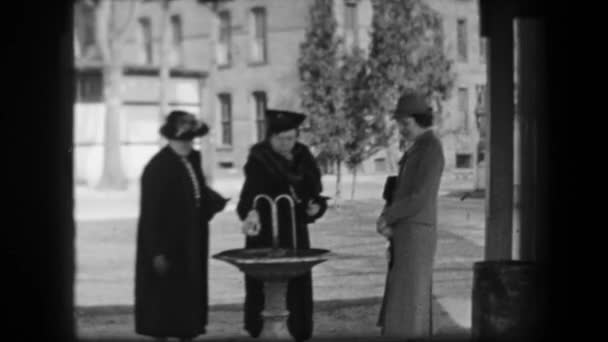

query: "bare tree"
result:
(159, 0), (172, 133)
(94, 0), (141, 190)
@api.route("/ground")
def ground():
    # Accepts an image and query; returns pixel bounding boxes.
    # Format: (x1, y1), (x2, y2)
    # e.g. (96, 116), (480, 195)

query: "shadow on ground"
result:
(77, 297), (469, 341)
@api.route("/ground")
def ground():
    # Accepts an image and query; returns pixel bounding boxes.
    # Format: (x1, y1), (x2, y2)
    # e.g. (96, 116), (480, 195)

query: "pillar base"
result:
(259, 280), (291, 340)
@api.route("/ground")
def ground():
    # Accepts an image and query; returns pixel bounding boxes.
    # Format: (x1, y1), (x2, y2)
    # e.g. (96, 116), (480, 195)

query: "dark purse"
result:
(382, 175), (397, 270)
(382, 175), (398, 205)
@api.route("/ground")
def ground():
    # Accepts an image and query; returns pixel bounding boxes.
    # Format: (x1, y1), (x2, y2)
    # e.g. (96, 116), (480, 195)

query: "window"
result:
(76, 71), (103, 103)
(475, 84), (487, 137)
(170, 15), (184, 66)
(475, 84), (487, 114)
(344, 1), (358, 50)
(250, 7), (267, 63)
(458, 87), (469, 132)
(219, 161), (234, 169)
(253, 91), (267, 141)
(374, 157), (387, 173)
(456, 153), (473, 169)
(457, 18), (468, 62)
(218, 94), (232, 145)
(217, 11), (232, 67)
(139, 17), (153, 64)
(479, 36), (486, 63)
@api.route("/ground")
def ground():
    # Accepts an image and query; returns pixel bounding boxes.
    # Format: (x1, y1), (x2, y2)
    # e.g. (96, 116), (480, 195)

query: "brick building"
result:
(73, 0), (486, 185)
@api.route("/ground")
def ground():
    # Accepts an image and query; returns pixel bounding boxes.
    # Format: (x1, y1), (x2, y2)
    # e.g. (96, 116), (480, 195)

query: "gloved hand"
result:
(376, 214), (393, 239)
(242, 210), (261, 236)
(306, 199), (321, 217)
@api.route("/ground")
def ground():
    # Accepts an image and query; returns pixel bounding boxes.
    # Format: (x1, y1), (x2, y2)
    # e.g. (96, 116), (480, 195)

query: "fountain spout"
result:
(276, 194), (297, 249)
(252, 194), (298, 250)
(253, 194), (278, 249)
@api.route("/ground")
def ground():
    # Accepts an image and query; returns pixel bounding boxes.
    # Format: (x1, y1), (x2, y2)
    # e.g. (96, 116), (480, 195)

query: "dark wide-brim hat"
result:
(159, 110), (209, 140)
(393, 93), (432, 119)
(266, 109), (307, 135)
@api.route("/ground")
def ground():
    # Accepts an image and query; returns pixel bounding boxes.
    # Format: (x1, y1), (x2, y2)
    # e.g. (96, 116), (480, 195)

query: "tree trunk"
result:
(159, 0), (171, 138)
(97, 57), (128, 190)
(96, 0), (128, 190)
(334, 159), (342, 206)
(350, 166), (358, 200)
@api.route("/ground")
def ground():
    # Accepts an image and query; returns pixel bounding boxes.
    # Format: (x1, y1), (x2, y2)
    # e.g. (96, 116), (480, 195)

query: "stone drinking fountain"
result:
(213, 194), (332, 340)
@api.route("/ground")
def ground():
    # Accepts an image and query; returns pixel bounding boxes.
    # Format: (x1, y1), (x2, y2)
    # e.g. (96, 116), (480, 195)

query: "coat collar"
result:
(397, 130), (434, 166)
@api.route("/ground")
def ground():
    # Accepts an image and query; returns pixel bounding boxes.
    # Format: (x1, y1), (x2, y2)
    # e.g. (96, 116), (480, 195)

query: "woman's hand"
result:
(242, 210), (261, 236)
(385, 241), (392, 263)
(376, 214), (393, 239)
(306, 199), (321, 217)
(153, 254), (169, 276)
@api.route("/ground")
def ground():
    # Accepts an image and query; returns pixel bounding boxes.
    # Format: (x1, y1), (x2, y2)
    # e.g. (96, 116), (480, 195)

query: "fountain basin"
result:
(212, 248), (331, 281)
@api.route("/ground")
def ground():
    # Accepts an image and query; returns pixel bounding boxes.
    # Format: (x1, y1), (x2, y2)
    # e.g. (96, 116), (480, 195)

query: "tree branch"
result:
(111, 0), (141, 43)
(94, 0), (111, 62)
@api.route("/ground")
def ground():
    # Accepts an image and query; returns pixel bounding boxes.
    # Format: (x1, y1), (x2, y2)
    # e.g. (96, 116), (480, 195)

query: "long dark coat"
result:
(135, 146), (227, 339)
(236, 141), (327, 341)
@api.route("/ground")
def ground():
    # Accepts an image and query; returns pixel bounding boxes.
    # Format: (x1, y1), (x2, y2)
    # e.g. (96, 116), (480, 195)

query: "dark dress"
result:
(236, 141), (328, 341)
(135, 146), (227, 339)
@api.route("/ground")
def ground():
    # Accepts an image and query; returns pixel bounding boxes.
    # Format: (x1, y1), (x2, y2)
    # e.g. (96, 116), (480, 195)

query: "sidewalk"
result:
(77, 297), (468, 341)
(74, 174), (482, 340)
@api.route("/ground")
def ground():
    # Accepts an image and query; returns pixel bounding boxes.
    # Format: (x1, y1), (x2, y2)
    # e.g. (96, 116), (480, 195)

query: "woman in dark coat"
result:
(135, 110), (228, 342)
(236, 109), (328, 342)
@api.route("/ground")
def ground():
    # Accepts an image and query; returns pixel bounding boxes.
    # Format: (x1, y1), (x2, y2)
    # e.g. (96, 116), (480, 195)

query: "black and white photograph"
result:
(6, 0), (566, 341)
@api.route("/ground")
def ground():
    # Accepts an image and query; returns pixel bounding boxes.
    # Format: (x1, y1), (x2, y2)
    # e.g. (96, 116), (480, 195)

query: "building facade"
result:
(73, 0), (486, 185)
(73, 0), (213, 185)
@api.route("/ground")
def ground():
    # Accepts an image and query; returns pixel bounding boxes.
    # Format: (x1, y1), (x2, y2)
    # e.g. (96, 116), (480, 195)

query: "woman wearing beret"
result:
(236, 109), (329, 342)
(134, 110), (229, 342)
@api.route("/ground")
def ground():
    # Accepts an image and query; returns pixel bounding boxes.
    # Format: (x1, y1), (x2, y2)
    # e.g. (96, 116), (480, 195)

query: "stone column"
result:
(484, 14), (515, 260)
(515, 18), (546, 261)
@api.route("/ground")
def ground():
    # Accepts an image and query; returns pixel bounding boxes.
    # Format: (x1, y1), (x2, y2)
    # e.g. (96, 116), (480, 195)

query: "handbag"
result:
(382, 175), (398, 205)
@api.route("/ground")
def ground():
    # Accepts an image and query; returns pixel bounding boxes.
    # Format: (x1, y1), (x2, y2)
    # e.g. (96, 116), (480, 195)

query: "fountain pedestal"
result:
(261, 281), (290, 339)
(212, 247), (331, 341)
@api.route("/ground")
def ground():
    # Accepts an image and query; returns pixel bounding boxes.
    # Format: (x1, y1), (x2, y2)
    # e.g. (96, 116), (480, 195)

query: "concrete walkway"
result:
(75, 174), (483, 340)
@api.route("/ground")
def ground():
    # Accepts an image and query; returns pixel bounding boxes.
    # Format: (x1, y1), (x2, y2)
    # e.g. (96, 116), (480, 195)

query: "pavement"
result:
(74, 173), (484, 341)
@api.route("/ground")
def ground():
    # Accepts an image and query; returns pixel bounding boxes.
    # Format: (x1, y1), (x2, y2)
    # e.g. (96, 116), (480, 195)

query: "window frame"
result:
(76, 70), (103, 103)
(218, 93), (233, 146)
(252, 91), (267, 141)
(249, 7), (268, 64)
(458, 87), (470, 132)
(457, 18), (468, 63)
(217, 10), (232, 68)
